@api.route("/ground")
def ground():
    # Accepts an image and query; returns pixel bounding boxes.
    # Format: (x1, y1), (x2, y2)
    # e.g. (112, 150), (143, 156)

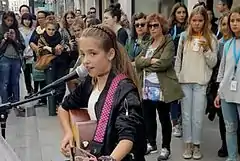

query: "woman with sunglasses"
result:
(135, 13), (184, 160)
(125, 12), (149, 63)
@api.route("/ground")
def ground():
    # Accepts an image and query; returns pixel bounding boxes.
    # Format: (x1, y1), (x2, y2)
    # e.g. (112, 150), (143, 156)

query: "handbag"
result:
(70, 74), (127, 160)
(35, 36), (56, 70)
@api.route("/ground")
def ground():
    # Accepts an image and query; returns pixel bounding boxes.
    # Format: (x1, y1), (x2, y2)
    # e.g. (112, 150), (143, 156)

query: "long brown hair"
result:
(186, 6), (216, 51)
(168, 2), (188, 29)
(228, 6), (240, 37)
(62, 11), (76, 29)
(80, 25), (139, 88)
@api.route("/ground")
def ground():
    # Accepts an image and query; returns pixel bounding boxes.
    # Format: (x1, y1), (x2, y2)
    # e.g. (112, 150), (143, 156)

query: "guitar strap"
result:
(90, 74), (127, 157)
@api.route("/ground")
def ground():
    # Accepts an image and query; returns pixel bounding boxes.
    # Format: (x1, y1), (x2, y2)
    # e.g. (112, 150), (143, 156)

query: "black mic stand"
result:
(0, 90), (58, 139)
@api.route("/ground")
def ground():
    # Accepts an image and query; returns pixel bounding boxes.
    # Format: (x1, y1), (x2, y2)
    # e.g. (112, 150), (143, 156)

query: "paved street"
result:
(1, 74), (227, 161)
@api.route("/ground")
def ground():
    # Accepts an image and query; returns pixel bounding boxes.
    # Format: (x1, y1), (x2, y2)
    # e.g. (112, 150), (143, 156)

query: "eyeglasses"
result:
(148, 23), (160, 29)
(90, 11), (96, 14)
(135, 23), (145, 28)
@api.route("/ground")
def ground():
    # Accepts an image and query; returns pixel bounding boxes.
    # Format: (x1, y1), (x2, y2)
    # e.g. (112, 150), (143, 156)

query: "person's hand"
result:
(43, 46), (52, 53)
(9, 29), (16, 40)
(198, 39), (209, 52)
(60, 132), (74, 157)
(151, 58), (158, 64)
(214, 95), (221, 108)
(3, 32), (9, 39)
(55, 44), (64, 55)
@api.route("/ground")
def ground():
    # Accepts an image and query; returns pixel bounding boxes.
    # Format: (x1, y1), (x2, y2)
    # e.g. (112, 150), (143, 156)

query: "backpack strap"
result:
(179, 32), (186, 71)
(91, 74), (127, 156)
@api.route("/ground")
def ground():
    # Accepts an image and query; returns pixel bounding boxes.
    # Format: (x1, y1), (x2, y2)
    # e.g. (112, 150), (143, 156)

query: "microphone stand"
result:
(0, 90), (58, 139)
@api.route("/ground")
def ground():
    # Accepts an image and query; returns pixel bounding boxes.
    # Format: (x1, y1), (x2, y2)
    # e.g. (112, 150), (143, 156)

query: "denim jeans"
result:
(221, 99), (240, 161)
(0, 56), (21, 103)
(181, 83), (207, 145)
(171, 100), (181, 122)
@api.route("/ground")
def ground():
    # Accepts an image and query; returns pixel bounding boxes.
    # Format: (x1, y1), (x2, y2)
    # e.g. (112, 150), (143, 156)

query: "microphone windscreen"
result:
(75, 64), (88, 77)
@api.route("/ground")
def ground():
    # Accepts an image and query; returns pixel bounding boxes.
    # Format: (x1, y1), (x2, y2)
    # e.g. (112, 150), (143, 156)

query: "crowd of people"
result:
(0, 0), (240, 161)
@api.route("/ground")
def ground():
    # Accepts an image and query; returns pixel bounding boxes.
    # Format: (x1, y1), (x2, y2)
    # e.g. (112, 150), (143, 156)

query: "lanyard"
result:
(233, 38), (240, 66)
(172, 25), (177, 40)
(133, 41), (139, 58)
(232, 38), (240, 79)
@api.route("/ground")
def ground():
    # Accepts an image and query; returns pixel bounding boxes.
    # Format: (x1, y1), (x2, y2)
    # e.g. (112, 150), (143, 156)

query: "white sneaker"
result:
(173, 125), (182, 137)
(158, 148), (171, 160)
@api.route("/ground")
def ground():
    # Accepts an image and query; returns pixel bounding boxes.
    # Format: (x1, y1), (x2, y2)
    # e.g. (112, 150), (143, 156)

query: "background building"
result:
(0, 0), (9, 12)
(9, 0), (28, 13)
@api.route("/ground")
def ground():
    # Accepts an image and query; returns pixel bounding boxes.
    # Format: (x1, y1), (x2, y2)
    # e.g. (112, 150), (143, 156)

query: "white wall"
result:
(118, 0), (132, 20)
(134, 0), (159, 15)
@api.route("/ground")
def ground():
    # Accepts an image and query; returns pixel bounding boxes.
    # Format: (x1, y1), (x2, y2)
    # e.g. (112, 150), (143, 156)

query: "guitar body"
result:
(69, 109), (97, 149)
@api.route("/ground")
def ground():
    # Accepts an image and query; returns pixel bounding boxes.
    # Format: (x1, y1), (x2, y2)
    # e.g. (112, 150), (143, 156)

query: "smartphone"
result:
(9, 29), (15, 34)
(71, 35), (75, 40)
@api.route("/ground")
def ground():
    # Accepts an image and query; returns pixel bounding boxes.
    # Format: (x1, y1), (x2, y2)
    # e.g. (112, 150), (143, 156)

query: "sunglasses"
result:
(148, 23), (160, 29)
(135, 23), (145, 28)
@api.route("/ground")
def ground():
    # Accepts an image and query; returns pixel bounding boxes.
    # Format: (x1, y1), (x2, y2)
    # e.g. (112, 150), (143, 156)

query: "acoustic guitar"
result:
(69, 109), (97, 149)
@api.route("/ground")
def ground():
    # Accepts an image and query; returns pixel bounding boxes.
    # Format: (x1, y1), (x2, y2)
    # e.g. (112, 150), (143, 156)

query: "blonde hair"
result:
(72, 17), (85, 29)
(80, 25), (139, 88)
(187, 6), (216, 51)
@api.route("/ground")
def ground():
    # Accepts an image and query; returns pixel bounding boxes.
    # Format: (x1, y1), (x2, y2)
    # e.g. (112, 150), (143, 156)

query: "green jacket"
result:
(135, 35), (184, 103)
(125, 35), (150, 61)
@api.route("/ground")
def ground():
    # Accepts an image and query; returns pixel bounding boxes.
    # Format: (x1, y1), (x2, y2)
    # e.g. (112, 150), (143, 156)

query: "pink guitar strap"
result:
(93, 74), (127, 143)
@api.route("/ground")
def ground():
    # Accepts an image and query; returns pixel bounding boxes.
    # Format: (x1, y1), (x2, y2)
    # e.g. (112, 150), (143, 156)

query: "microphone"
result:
(33, 64), (88, 96)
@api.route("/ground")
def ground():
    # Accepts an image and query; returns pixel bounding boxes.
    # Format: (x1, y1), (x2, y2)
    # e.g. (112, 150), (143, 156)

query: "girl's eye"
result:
(80, 53), (85, 57)
(90, 52), (96, 56)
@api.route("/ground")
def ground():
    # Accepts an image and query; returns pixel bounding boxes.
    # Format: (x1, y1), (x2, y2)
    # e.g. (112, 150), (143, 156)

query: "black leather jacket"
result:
(62, 71), (146, 161)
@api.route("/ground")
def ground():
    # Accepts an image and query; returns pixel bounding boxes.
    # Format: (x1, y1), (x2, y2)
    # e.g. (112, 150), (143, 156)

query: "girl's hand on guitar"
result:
(60, 132), (74, 156)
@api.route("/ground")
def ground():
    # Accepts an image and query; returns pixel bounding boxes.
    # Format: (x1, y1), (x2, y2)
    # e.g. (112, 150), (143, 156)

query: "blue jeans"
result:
(181, 83), (207, 144)
(171, 100), (181, 123)
(221, 99), (240, 161)
(0, 56), (21, 103)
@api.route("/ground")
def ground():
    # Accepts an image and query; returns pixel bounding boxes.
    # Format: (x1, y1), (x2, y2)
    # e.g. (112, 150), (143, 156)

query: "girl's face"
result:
(66, 13), (75, 26)
(79, 37), (114, 78)
(148, 20), (163, 39)
(4, 16), (14, 27)
(175, 7), (187, 24)
(37, 13), (46, 27)
(134, 18), (147, 36)
(230, 12), (240, 36)
(220, 16), (229, 37)
(46, 24), (56, 36)
(23, 19), (31, 27)
(190, 13), (205, 33)
(103, 12), (116, 29)
(72, 26), (83, 38)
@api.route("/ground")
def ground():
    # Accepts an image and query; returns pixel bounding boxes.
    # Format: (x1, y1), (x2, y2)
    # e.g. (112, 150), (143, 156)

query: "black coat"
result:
(62, 71), (146, 161)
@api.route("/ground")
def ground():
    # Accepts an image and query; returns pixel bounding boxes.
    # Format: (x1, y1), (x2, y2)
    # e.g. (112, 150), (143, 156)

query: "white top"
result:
(87, 87), (101, 120)
(174, 34), (218, 85)
(145, 46), (159, 84)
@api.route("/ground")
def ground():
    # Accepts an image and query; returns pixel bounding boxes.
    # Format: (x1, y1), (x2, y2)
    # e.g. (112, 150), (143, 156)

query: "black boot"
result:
(218, 144), (228, 157)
